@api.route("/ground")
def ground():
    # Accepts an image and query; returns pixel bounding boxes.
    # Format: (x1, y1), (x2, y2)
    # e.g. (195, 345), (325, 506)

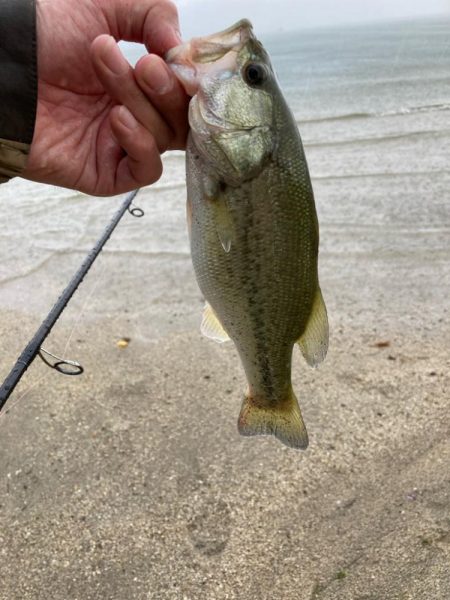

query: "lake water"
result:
(1, 17), (449, 344)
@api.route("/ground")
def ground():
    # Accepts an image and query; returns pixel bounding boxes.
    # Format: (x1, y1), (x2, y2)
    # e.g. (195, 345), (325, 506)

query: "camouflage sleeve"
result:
(0, 0), (37, 183)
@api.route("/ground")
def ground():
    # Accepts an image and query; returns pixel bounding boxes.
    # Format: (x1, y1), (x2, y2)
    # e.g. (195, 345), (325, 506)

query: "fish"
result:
(166, 20), (328, 449)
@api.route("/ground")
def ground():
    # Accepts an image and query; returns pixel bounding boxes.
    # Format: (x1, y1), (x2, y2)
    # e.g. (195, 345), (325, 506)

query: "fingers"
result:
(90, 30), (189, 194)
(135, 53), (189, 150)
(109, 105), (163, 192)
(91, 34), (187, 151)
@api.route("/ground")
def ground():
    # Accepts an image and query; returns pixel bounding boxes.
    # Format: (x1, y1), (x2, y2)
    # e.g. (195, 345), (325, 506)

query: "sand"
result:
(0, 182), (449, 600)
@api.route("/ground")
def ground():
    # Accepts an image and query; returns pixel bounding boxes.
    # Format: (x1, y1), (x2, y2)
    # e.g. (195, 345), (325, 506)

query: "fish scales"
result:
(167, 20), (329, 449)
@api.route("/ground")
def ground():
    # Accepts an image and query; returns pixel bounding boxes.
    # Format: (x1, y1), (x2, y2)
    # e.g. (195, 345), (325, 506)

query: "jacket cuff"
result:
(0, 138), (30, 183)
(0, 0), (37, 181)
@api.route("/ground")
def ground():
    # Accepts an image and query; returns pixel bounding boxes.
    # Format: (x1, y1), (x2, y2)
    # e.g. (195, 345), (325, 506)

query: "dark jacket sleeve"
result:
(0, 0), (37, 183)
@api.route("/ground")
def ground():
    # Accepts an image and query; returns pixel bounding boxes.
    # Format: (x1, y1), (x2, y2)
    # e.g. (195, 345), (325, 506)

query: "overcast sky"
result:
(174, 0), (450, 36)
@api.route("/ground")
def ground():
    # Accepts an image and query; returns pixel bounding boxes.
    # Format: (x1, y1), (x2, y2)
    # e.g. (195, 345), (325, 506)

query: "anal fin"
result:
(201, 302), (230, 343)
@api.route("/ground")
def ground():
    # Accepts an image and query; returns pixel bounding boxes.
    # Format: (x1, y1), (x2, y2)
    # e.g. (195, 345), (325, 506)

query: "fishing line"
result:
(0, 260), (110, 426)
(0, 189), (143, 414)
(61, 260), (108, 358)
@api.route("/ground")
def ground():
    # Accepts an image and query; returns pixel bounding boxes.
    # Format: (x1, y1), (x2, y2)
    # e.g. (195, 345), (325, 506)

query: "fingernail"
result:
(143, 57), (173, 94)
(118, 106), (138, 130)
(100, 36), (128, 76)
(174, 28), (182, 45)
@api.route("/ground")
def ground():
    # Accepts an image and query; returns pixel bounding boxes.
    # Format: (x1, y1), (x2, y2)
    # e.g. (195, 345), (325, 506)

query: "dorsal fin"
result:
(297, 287), (329, 367)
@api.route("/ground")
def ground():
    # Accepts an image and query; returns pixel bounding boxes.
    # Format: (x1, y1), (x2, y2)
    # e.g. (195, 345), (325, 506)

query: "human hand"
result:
(22, 0), (189, 196)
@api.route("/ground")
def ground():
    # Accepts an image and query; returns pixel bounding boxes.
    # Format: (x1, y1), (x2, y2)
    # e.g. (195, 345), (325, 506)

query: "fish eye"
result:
(243, 63), (267, 87)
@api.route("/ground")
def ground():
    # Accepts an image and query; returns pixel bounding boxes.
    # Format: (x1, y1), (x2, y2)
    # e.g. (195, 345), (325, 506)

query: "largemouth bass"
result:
(167, 20), (328, 449)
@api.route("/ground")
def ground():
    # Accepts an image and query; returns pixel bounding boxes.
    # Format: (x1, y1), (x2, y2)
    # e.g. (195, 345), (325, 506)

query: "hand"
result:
(23, 0), (189, 196)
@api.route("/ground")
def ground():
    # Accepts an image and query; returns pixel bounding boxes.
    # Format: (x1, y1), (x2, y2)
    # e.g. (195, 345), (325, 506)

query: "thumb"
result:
(100, 0), (182, 55)
(142, 0), (182, 54)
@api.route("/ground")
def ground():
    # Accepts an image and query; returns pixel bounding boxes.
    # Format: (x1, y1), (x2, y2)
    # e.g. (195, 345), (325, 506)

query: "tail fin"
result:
(237, 387), (309, 450)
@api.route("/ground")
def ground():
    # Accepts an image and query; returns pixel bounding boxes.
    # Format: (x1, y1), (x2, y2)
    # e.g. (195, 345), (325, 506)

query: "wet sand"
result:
(0, 179), (449, 599)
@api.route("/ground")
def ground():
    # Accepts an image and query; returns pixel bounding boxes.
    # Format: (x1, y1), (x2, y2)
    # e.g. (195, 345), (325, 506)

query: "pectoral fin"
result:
(215, 204), (233, 252)
(203, 175), (234, 253)
(201, 302), (230, 343)
(297, 287), (329, 367)
(213, 192), (235, 253)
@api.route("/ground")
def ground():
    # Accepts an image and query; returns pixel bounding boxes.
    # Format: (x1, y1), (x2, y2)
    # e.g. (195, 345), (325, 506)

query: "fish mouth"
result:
(166, 19), (255, 96)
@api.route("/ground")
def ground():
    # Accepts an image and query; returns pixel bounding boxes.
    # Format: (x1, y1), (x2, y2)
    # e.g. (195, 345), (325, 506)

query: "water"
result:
(1, 17), (449, 341)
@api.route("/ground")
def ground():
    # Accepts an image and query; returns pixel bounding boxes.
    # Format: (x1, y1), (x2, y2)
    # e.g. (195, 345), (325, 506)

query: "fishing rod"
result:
(0, 188), (143, 413)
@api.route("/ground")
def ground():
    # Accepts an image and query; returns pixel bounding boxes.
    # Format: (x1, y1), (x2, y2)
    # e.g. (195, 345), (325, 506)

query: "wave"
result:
(297, 103), (450, 126)
(305, 128), (450, 148)
(312, 169), (450, 181)
(0, 249), (191, 286)
(150, 181), (186, 192)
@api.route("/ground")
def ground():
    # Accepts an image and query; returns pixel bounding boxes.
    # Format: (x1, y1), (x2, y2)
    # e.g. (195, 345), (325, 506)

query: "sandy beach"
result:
(0, 170), (449, 599)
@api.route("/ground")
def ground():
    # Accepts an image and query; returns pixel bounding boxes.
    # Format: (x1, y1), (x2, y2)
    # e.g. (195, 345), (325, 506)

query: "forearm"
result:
(0, 0), (37, 182)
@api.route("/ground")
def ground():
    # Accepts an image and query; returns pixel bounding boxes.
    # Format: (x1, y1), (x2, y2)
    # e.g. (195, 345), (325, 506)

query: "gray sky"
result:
(175, 0), (450, 36)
